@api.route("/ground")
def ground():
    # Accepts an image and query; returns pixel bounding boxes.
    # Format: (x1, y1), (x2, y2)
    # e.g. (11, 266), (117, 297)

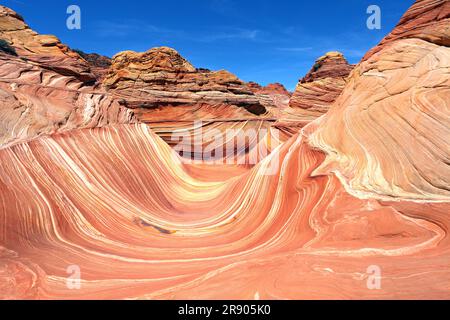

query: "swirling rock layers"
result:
(0, 51), (134, 148)
(101, 47), (294, 163)
(0, 6), (135, 148)
(363, 0), (450, 61)
(307, 0), (450, 201)
(1, 124), (449, 299)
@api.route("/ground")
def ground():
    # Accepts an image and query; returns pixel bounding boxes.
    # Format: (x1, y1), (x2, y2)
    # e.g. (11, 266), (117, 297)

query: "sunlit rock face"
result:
(247, 82), (291, 96)
(0, 6), (95, 83)
(103, 47), (275, 118)
(0, 50), (134, 148)
(0, 6), (283, 157)
(287, 52), (354, 122)
(307, 0), (450, 201)
(363, 0), (450, 61)
(0, 5), (134, 148)
(0, 0), (450, 300)
(275, 52), (354, 135)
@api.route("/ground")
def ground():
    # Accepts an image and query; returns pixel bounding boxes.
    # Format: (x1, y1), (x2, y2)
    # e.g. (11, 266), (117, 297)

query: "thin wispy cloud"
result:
(276, 47), (313, 52)
(95, 20), (262, 43)
(95, 20), (184, 38)
(94, 19), (371, 64)
(198, 28), (261, 42)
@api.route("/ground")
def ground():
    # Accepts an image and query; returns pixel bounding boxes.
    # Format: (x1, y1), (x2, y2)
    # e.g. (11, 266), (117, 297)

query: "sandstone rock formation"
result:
(307, 0), (450, 201)
(101, 47), (292, 163)
(248, 82), (290, 95)
(103, 47), (280, 118)
(363, 0), (450, 61)
(1, 124), (449, 299)
(74, 50), (112, 81)
(0, 6), (95, 83)
(100, 47), (293, 163)
(274, 52), (353, 134)
(288, 51), (353, 119)
(0, 50), (133, 148)
(0, 5), (135, 148)
(247, 81), (291, 109)
(0, 7), (284, 151)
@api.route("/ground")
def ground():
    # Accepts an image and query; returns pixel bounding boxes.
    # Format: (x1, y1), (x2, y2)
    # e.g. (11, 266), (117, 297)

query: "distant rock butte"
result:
(247, 82), (291, 96)
(289, 51), (354, 116)
(247, 82), (291, 109)
(74, 50), (112, 81)
(103, 47), (282, 118)
(274, 51), (354, 133)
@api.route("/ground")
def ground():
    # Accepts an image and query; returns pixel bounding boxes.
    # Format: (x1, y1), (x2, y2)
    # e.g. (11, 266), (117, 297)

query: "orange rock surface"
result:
(0, 9), (288, 159)
(1, 125), (449, 299)
(102, 46), (292, 164)
(286, 52), (354, 123)
(247, 82), (291, 109)
(0, 6), (95, 83)
(104, 47), (276, 117)
(0, 6), (134, 148)
(363, 0), (450, 61)
(308, 0), (450, 201)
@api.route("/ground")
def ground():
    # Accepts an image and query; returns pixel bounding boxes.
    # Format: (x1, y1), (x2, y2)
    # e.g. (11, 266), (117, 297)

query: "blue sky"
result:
(3, 0), (413, 90)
